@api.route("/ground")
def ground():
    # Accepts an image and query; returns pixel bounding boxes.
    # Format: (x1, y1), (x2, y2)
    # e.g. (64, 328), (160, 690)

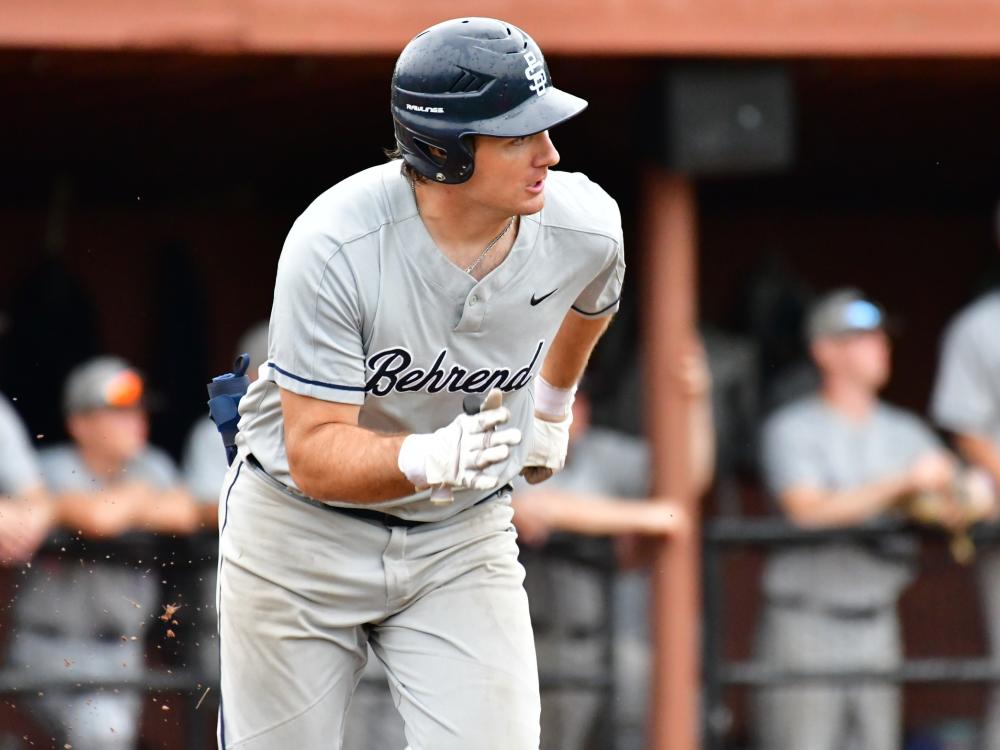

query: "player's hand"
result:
(962, 467), (1000, 523)
(0, 496), (54, 565)
(520, 411), (572, 485)
(398, 398), (522, 491)
(677, 340), (711, 400)
(908, 451), (956, 495)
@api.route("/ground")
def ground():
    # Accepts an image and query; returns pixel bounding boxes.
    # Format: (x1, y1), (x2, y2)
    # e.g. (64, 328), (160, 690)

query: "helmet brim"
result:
(467, 87), (588, 139)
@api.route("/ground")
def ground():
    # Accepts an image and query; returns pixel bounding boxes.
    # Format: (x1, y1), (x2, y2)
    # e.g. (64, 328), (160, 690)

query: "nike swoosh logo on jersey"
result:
(530, 289), (558, 306)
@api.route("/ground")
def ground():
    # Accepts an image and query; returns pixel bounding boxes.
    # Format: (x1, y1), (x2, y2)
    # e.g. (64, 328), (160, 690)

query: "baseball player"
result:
(931, 213), (1000, 748)
(511, 350), (712, 750)
(0, 391), (52, 564)
(216, 16), (624, 750)
(7, 356), (200, 750)
(752, 289), (958, 750)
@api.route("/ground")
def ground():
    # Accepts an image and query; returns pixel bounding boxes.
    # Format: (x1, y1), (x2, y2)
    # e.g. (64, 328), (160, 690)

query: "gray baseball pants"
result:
(752, 601), (902, 750)
(216, 458), (541, 749)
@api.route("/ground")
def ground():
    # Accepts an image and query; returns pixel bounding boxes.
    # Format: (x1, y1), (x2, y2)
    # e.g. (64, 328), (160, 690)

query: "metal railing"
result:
(702, 518), (1000, 749)
(0, 532), (620, 749)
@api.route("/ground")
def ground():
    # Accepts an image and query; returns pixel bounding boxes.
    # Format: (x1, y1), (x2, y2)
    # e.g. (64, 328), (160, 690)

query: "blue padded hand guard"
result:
(207, 353), (251, 467)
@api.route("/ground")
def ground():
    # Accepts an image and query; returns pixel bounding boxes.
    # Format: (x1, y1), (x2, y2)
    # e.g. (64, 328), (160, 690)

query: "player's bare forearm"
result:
(197, 502), (220, 530)
(781, 473), (916, 529)
(53, 484), (199, 538)
(539, 312), (612, 389)
(680, 341), (716, 494)
(0, 487), (55, 563)
(690, 395), (715, 495)
(280, 388), (413, 503)
(135, 488), (201, 534)
(54, 488), (142, 538)
(514, 489), (687, 536)
(954, 433), (1000, 488)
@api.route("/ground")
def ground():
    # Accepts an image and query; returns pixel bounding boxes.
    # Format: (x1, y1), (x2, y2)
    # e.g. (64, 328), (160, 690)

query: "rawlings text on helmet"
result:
(406, 104), (445, 114)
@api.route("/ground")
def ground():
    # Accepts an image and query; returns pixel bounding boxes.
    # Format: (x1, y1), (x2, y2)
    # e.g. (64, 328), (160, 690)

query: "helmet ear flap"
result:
(399, 128), (476, 183)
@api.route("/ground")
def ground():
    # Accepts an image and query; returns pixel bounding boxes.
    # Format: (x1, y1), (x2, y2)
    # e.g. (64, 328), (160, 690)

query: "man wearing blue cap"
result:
(752, 288), (958, 750)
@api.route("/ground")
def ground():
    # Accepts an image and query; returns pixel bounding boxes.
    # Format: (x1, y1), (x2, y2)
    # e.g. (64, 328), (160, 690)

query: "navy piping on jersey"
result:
(218, 459), (243, 749)
(571, 295), (621, 317)
(267, 361), (366, 391)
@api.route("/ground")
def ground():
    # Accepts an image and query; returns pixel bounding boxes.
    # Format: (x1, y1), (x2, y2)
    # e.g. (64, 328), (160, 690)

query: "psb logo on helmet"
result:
(406, 103), (445, 114)
(523, 52), (548, 97)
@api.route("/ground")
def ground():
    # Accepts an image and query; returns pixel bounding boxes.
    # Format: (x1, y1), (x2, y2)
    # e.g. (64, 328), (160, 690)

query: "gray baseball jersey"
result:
(761, 395), (940, 609)
(931, 290), (1000, 445)
(237, 160), (624, 520)
(183, 416), (228, 503)
(13, 445), (179, 651)
(0, 391), (43, 495)
(931, 290), (1000, 750)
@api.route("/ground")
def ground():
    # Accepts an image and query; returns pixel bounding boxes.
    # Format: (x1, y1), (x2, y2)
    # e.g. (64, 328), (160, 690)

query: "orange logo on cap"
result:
(104, 370), (143, 408)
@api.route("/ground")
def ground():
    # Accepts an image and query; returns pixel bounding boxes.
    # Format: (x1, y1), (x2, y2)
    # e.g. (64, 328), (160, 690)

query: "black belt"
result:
(770, 596), (887, 621)
(246, 453), (509, 528)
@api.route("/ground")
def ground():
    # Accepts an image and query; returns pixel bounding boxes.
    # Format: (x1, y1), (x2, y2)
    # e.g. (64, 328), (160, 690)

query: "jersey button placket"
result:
(455, 289), (487, 332)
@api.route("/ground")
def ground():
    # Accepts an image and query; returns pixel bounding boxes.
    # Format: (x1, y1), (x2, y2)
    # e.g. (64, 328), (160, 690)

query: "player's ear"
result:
(66, 412), (87, 443)
(810, 338), (834, 369)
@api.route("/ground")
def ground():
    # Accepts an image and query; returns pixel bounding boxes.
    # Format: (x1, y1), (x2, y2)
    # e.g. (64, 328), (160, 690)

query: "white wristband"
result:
(534, 376), (576, 420)
(398, 433), (432, 489)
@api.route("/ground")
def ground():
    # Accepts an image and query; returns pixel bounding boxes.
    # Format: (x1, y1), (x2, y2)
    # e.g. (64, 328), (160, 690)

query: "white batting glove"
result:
(520, 412), (572, 484)
(398, 405), (522, 491)
(521, 376), (575, 485)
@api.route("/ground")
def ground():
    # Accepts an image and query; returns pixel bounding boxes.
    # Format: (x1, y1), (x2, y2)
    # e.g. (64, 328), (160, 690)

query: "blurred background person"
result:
(931, 202), (1000, 750)
(0, 391), (53, 565)
(753, 289), (958, 750)
(5, 356), (198, 750)
(512, 344), (713, 750)
(180, 320), (268, 682)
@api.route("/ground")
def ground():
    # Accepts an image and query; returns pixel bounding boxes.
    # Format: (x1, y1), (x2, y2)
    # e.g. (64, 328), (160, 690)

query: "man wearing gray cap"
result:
(752, 289), (957, 750)
(6, 356), (198, 750)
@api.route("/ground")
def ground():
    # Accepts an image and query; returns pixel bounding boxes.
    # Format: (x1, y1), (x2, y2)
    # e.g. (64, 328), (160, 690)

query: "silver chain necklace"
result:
(463, 215), (515, 275)
(411, 177), (515, 275)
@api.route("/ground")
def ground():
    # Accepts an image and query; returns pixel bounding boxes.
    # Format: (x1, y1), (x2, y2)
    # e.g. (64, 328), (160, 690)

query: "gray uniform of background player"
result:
(218, 160), (623, 749)
(931, 290), (1000, 749)
(754, 395), (939, 750)
(0, 393), (42, 496)
(7, 445), (179, 750)
(0, 393), (45, 749)
(519, 428), (651, 750)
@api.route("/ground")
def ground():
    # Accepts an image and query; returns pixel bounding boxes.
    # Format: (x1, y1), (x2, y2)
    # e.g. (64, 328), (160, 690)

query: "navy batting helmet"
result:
(391, 17), (588, 184)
